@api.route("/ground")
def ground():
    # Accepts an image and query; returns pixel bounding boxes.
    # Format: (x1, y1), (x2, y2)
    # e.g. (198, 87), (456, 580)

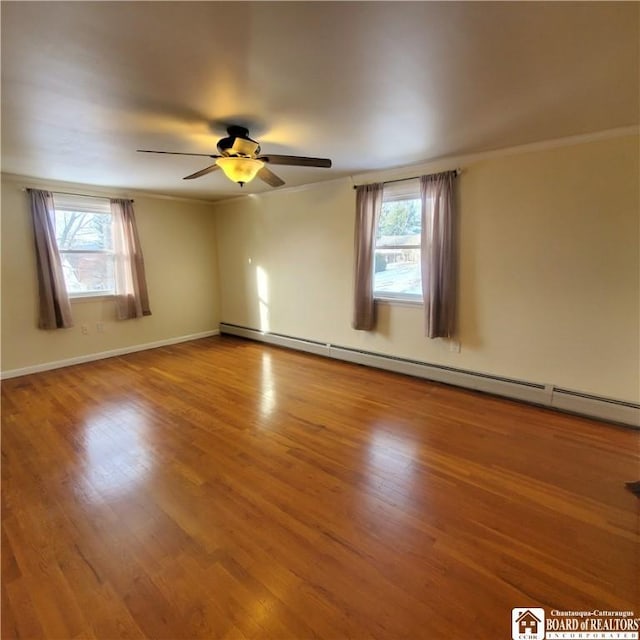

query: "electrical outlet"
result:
(96, 322), (104, 333)
(81, 324), (89, 335)
(449, 340), (461, 353)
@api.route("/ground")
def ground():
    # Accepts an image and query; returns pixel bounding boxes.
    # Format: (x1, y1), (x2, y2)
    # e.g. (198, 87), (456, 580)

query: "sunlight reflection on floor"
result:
(80, 400), (154, 500)
(260, 352), (277, 420)
(366, 428), (418, 509)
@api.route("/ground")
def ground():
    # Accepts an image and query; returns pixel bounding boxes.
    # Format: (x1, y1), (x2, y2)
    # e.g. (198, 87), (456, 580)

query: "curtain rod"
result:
(352, 168), (460, 190)
(22, 188), (134, 202)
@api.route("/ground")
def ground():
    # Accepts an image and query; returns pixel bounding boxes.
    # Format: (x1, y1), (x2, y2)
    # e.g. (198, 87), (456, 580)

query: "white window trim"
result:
(375, 243), (421, 251)
(69, 294), (114, 302)
(374, 294), (423, 306)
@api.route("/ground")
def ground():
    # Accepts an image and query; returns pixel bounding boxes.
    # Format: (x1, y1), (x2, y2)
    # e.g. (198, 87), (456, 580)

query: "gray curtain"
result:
(111, 199), (151, 320)
(27, 189), (74, 330)
(420, 171), (457, 338)
(352, 183), (383, 330)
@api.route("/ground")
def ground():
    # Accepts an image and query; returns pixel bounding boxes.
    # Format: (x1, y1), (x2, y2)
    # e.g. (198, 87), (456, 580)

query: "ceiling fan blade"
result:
(257, 167), (285, 187)
(231, 138), (260, 156)
(259, 155), (332, 168)
(137, 149), (217, 157)
(183, 163), (220, 180)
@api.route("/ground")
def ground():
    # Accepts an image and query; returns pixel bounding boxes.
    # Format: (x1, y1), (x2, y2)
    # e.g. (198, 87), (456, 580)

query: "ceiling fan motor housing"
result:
(217, 126), (261, 157)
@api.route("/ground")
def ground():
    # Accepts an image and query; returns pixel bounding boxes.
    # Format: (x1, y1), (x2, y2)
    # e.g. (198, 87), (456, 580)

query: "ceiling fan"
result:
(137, 125), (332, 188)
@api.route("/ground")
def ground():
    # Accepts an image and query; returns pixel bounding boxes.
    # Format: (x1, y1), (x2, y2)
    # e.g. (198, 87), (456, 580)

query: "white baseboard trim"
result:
(0, 330), (220, 380)
(219, 323), (640, 429)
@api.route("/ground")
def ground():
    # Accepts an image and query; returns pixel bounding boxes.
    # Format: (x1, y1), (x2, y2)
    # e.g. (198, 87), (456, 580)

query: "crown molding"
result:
(0, 172), (219, 206)
(350, 125), (639, 186)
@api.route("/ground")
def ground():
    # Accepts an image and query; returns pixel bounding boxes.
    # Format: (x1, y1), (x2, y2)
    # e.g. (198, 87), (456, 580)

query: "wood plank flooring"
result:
(2, 335), (638, 639)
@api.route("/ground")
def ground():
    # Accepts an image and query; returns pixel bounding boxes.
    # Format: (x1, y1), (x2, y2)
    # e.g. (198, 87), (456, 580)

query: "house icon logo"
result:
(512, 607), (545, 640)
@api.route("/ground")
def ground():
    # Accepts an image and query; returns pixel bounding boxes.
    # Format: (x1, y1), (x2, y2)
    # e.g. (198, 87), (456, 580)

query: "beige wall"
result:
(1, 175), (220, 373)
(214, 134), (640, 402)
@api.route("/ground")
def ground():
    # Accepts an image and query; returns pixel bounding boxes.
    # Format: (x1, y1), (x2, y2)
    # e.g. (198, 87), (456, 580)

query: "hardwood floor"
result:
(2, 335), (638, 639)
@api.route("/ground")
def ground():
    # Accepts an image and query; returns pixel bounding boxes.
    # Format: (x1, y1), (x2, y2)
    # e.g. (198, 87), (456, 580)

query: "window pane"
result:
(60, 253), (115, 294)
(374, 197), (422, 298)
(374, 247), (422, 296)
(375, 198), (421, 245)
(53, 210), (113, 251)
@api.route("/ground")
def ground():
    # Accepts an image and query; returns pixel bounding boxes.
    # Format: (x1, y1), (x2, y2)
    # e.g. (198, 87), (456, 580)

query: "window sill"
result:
(374, 297), (423, 308)
(69, 294), (115, 303)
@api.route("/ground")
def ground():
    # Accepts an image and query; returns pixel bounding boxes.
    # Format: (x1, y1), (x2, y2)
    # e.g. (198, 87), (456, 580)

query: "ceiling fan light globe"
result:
(216, 157), (264, 185)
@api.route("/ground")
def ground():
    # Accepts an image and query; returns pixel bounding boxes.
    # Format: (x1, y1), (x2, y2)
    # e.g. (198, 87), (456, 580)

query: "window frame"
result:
(373, 180), (424, 304)
(51, 194), (116, 300)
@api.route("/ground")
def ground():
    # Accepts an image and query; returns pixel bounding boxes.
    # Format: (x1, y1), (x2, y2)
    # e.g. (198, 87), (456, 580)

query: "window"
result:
(373, 179), (422, 302)
(51, 194), (115, 297)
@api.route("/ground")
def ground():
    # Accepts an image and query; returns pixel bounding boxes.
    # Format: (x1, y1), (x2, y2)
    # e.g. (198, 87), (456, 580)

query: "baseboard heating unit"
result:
(219, 323), (639, 429)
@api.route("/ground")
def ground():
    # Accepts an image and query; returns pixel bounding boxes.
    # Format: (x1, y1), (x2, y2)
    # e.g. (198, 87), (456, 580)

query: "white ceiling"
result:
(2, 2), (638, 201)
